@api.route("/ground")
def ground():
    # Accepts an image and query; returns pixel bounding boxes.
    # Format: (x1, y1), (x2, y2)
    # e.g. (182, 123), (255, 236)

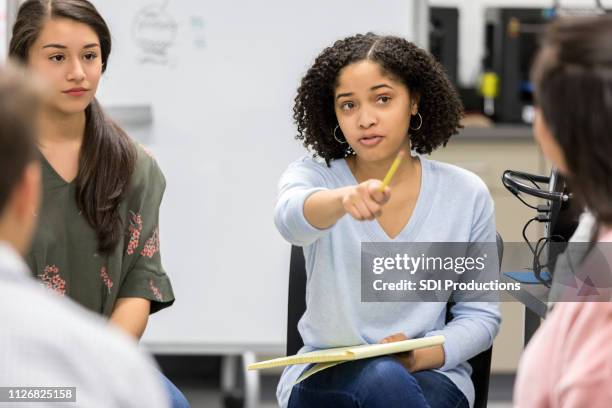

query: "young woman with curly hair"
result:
(274, 33), (500, 408)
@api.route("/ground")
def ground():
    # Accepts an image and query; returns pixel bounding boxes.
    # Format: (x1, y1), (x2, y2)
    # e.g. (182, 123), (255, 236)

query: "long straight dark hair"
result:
(531, 15), (612, 231)
(9, 0), (136, 255)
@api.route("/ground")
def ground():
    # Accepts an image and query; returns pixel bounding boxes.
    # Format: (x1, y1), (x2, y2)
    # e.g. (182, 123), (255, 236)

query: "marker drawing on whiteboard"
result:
(132, 0), (178, 66)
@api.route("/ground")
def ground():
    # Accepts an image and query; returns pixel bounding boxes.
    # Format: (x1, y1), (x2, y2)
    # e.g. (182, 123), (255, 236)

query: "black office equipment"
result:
(430, 7), (459, 87)
(502, 169), (580, 285)
(484, 8), (551, 123)
(484, 4), (609, 123)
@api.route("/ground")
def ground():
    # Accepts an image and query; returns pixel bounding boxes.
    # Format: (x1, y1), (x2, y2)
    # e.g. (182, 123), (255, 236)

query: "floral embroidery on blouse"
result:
(126, 211), (143, 255)
(100, 266), (113, 293)
(141, 227), (160, 258)
(149, 279), (163, 302)
(39, 265), (66, 296)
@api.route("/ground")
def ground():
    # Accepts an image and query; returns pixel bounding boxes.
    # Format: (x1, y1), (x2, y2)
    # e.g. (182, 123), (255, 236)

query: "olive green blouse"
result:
(26, 143), (175, 316)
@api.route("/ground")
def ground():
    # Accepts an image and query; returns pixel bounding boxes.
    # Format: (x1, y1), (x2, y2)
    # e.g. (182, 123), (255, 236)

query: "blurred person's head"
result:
(0, 65), (43, 255)
(531, 15), (612, 227)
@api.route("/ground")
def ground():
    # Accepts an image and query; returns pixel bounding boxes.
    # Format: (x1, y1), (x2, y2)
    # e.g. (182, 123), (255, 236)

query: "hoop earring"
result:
(333, 125), (347, 144)
(410, 112), (423, 131)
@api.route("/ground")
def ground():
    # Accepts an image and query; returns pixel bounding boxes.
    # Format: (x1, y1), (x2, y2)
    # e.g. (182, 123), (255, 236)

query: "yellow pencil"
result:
(380, 150), (406, 191)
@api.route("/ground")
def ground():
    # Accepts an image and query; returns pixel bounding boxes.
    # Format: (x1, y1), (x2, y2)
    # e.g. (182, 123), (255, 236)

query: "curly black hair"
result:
(293, 33), (463, 165)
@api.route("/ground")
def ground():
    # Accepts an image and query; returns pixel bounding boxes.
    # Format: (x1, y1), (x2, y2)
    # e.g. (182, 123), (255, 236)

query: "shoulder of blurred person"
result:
(0, 242), (170, 408)
(569, 211), (596, 243)
(516, 227), (612, 407)
(515, 300), (612, 408)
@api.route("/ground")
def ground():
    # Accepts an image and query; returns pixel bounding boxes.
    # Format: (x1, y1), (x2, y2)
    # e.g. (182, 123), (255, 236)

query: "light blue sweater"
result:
(274, 154), (501, 408)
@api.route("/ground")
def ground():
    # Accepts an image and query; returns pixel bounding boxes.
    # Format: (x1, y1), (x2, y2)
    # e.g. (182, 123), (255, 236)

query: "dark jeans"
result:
(288, 356), (469, 408)
(159, 373), (190, 408)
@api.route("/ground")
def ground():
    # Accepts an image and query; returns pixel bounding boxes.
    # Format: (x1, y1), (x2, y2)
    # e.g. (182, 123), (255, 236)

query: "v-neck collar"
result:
(338, 153), (434, 242)
(38, 150), (76, 187)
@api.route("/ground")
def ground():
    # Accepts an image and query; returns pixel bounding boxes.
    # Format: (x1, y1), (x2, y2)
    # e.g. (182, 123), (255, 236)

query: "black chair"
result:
(286, 233), (504, 408)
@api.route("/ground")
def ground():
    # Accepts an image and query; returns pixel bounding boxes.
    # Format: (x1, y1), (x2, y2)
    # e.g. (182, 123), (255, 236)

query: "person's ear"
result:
(13, 162), (41, 223)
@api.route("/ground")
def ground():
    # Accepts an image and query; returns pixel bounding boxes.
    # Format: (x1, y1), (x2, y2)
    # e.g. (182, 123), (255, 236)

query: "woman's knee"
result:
(351, 357), (429, 407)
(289, 358), (429, 408)
(355, 357), (420, 394)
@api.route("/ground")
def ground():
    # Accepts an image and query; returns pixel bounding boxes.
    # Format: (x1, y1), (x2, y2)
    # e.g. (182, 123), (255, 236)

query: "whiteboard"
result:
(1, 1), (7, 61)
(92, 0), (415, 351)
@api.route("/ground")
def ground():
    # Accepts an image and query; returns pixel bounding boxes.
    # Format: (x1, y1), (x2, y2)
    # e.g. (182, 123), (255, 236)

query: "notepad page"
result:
(295, 361), (346, 384)
(346, 336), (445, 360)
(247, 345), (359, 370)
(247, 335), (445, 370)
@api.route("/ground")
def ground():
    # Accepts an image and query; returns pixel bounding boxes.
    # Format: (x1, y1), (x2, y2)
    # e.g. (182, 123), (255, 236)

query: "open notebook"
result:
(248, 335), (445, 384)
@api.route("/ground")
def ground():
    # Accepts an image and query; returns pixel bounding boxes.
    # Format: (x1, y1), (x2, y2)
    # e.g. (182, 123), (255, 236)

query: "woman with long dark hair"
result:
(514, 15), (612, 407)
(9, 1), (187, 406)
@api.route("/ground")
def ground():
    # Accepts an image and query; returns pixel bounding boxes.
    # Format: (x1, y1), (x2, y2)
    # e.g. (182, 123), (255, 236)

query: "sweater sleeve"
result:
(425, 184), (501, 370)
(558, 377), (612, 408)
(274, 157), (334, 247)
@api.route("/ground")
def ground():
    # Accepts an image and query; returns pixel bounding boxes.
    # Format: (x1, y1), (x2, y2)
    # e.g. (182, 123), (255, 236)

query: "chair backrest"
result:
(468, 232), (503, 408)
(287, 244), (308, 356)
(286, 233), (504, 408)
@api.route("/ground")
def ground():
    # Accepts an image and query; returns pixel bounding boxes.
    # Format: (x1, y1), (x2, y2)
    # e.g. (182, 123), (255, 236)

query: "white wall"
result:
(1, 0), (6, 61)
(90, 0), (416, 350)
(429, 0), (610, 85)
